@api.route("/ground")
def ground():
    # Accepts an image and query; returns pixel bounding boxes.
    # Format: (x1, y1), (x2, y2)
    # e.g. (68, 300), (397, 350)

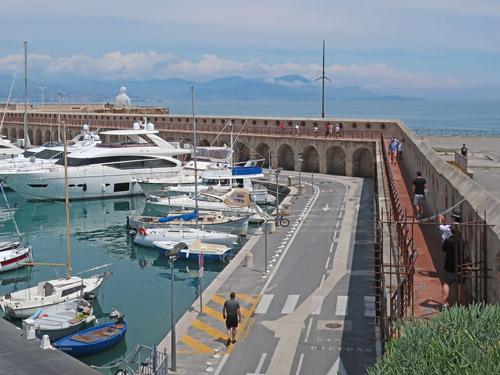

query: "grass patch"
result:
(433, 147), (457, 153)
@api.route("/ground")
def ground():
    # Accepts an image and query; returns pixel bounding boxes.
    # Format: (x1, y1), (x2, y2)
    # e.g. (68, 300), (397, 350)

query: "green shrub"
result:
(367, 303), (500, 375)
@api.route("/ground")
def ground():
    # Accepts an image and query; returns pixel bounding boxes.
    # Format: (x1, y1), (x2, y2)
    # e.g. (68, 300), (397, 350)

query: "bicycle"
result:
(276, 211), (289, 227)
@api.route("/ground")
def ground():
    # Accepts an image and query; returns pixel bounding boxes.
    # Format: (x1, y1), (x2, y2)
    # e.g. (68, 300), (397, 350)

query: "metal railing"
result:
(116, 344), (168, 375)
(415, 129), (500, 137)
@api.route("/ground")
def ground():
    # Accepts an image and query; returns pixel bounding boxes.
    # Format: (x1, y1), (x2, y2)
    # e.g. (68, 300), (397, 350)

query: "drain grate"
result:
(325, 323), (342, 329)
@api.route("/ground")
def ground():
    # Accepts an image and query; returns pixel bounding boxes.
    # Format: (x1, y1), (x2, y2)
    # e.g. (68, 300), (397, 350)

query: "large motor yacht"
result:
(1, 118), (190, 200)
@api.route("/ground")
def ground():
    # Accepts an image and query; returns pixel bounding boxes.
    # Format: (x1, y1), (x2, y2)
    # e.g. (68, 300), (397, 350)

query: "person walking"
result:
(222, 292), (242, 345)
(412, 170), (427, 220)
(280, 123), (285, 134)
(325, 123), (330, 138)
(329, 123), (333, 137)
(397, 137), (405, 159)
(460, 144), (468, 157)
(438, 211), (461, 242)
(295, 123), (300, 137)
(441, 225), (469, 308)
(335, 123), (340, 138)
(313, 124), (318, 137)
(388, 137), (399, 164)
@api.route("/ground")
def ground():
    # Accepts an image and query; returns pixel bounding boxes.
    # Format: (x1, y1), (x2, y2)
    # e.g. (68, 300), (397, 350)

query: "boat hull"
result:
(54, 321), (127, 357)
(0, 246), (33, 273)
(133, 228), (238, 249)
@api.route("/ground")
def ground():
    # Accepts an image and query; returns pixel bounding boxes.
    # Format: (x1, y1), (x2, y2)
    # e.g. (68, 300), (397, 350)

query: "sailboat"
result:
(0, 182), (33, 272)
(0, 120), (112, 319)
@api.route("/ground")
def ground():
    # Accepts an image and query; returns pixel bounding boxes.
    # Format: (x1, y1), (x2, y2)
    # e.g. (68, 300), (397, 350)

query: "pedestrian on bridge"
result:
(223, 292), (242, 346)
(412, 170), (427, 220)
(325, 123), (330, 138)
(388, 137), (399, 164)
(295, 123), (300, 136)
(314, 124), (318, 137)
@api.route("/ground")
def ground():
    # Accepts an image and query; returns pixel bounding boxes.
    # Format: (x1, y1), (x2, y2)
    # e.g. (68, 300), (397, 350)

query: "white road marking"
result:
(325, 256), (330, 269)
(281, 295), (300, 314)
(255, 294), (274, 314)
(333, 230), (338, 239)
(329, 242), (334, 253)
(304, 317), (313, 342)
(295, 353), (305, 375)
(338, 211), (343, 218)
(335, 296), (348, 316)
(336, 221), (340, 228)
(322, 204), (331, 212)
(319, 274), (326, 288)
(312, 295), (323, 315)
(246, 353), (267, 375)
(326, 357), (346, 375)
(364, 295), (376, 317)
(214, 354), (230, 375)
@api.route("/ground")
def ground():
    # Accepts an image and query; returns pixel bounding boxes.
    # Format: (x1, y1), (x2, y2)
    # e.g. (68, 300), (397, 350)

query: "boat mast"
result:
(23, 41), (28, 150)
(230, 120), (233, 169)
(63, 121), (71, 279)
(191, 86), (199, 226)
(57, 91), (62, 143)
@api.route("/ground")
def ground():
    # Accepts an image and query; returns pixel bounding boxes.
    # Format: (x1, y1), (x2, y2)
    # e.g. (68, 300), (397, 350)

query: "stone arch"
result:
(35, 129), (43, 145)
(352, 147), (374, 178)
(10, 128), (17, 140)
(326, 146), (346, 176)
(278, 144), (294, 171)
(234, 142), (250, 163)
(200, 139), (210, 147)
(18, 129), (24, 141)
(44, 130), (52, 144)
(2, 128), (8, 138)
(255, 142), (271, 168)
(302, 146), (319, 173)
(28, 129), (34, 145)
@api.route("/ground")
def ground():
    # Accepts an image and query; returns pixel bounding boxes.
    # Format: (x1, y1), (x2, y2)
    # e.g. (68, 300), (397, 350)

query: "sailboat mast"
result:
(191, 86), (199, 226)
(57, 91), (62, 143)
(63, 121), (71, 279)
(23, 41), (28, 150)
(230, 121), (233, 169)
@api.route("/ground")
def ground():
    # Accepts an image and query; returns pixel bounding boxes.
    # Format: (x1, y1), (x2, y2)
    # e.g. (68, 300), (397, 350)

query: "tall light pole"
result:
(167, 244), (183, 372)
(268, 148), (272, 179)
(315, 40), (330, 118)
(275, 168), (282, 226)
(39, 86), (46, 108)
(298, 150), (304, 196)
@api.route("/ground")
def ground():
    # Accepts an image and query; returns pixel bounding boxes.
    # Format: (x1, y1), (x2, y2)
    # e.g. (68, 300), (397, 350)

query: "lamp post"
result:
(166, 243), (184, 372)
(298, 150), (304, 196)
(275, 168), (282, 226)
(268, 148), (272, 179)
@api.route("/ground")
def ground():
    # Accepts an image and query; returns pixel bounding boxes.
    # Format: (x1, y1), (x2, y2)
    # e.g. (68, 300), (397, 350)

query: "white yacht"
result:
(0, 124), (101, 174)
(1, 118), (190, 200)
(0, 136), (23, 159)
(138, 146), (232, 196)
(147, 188), (267, 223)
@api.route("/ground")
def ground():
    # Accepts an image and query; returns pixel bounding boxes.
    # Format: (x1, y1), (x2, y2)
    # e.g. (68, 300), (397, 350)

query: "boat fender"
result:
(102, 184), (106, 192)
(83, 183), (87, 192)
(139, 227), (147, 236)
(129, 229), (137, 236)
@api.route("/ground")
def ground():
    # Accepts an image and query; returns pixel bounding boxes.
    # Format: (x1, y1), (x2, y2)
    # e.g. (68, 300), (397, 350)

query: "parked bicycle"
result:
(276, 211), (289, 227)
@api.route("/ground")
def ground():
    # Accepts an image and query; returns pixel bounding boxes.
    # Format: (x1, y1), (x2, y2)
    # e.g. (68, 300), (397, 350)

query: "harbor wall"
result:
(394, 120), (500, 302)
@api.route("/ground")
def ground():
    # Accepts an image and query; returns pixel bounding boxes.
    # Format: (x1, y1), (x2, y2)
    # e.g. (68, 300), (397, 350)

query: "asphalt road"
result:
(219, 173), (378, 375)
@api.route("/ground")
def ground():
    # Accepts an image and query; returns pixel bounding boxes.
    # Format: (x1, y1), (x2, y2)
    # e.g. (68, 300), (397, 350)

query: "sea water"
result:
(138, 100), (500, 132)
(0, 191), (247, 373)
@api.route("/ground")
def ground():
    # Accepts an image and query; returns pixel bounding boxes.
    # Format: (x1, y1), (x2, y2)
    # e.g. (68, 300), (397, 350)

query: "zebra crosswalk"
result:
(254, 294), (375, 317)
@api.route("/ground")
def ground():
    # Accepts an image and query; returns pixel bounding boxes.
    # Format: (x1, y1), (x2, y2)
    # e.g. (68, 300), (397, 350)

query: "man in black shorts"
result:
(412, 170), (427, 220)
(222, 292), (242, 345)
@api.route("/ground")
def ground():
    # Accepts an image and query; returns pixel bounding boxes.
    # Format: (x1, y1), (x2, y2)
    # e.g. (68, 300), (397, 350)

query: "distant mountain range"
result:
(0, 74), (424, 104)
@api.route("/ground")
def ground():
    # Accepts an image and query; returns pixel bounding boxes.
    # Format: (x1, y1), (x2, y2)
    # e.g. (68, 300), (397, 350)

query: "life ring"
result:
(139, 260), (147, 268)
(139, 227), (147, 236)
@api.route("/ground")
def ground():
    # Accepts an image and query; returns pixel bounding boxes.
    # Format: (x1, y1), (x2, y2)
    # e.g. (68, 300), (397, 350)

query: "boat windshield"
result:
(196, 148), (232, 162)
(32, 149), (64, 160)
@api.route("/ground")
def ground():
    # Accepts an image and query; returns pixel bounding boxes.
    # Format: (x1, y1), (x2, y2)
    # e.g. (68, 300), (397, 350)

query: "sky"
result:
(0, 0), (499, 100)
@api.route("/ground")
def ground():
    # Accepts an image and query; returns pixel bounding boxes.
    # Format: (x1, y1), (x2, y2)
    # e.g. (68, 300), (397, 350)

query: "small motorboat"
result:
(154, 239), (231, 261)
(133, 226), (239, 249)
(0, 246), (33, 273)
(22, 292), (96, 341)
(54, 314), (127, 357)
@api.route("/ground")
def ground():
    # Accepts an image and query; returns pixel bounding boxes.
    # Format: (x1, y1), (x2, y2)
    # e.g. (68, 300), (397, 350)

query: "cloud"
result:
(0, 51), (459, 90)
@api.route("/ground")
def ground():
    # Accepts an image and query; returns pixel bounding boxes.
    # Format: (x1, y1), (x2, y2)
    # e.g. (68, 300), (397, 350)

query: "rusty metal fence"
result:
(374, 134), (418, 342)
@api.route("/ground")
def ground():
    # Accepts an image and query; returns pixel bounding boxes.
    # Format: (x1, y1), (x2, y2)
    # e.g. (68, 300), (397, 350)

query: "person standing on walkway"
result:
(313, 124), (318, 137)
(280, 123), (285, 133)
(412, 170), (427, 220)
(439, 211), (461, 242)
(397, 137), (405, 159)
(295, 123), (300, 137)
(335, 123), (340, 138)
(461, 144), (468, 157)
(222, 292), (242, 345)
(325, 123), (330, 138)
(441, 225), (469, 308)
(388, 137), (399, 164)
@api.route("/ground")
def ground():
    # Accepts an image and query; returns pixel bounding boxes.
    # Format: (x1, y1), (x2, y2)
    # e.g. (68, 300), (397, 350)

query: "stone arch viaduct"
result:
(0, 109), (401, 178)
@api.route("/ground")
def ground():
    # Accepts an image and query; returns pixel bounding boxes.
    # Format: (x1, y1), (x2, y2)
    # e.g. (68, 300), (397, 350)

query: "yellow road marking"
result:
(202, 305), (225, 323)
(180, 334), (214, 353)
(212, 295), (226, 306)
(214, 294), (255, 318)
(235, 294), (258, 303)
(192, 319), (226, 340)
(225, 294), (263, 354)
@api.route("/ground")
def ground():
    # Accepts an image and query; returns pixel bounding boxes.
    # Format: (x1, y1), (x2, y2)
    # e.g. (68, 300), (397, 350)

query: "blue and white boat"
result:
(153, 239), (231, 261)
(54, 317), (127, 357)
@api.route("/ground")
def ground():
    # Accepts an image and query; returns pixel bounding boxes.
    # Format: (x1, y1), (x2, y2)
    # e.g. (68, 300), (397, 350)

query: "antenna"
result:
(315, 40), (331, 118)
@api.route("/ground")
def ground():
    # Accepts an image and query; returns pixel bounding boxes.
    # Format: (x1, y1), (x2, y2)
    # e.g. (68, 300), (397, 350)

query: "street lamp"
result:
(268, 148), (272, 179)
(298, 150), (304, 196)
(275, 167), (282, 226)
(166, 242), (184, 372)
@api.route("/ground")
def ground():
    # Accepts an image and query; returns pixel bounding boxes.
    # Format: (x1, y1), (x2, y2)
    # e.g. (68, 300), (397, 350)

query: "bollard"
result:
(40, 334), (52, 349)
(245, 252), (253, 268)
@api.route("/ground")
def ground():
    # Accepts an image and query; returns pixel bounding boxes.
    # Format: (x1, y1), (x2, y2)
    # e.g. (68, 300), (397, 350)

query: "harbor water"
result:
(0, 190), (250, 373)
